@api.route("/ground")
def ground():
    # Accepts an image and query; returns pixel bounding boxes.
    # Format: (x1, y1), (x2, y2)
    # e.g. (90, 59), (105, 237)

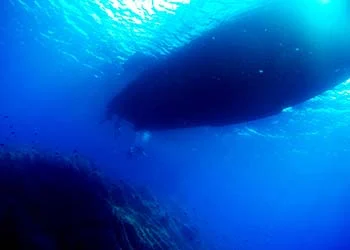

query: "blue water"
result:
(1, 0), (350, 249)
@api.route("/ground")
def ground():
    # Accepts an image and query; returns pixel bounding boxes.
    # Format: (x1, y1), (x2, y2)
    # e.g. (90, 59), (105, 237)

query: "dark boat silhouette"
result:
(106, 1), (350, 131)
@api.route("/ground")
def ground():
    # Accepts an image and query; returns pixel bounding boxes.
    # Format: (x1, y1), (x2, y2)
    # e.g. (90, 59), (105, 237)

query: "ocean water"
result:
(1, 0), (350, 249)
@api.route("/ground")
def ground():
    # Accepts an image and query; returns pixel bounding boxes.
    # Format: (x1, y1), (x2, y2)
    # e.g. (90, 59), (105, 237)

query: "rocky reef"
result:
(0, 147), (204, 250)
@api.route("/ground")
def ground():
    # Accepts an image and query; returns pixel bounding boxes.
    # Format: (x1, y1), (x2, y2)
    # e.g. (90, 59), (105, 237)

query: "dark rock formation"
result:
(0, 148), (205, 250)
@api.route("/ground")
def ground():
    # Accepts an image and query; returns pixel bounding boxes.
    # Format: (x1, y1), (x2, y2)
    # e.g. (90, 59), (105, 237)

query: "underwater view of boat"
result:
(3, 0), (350, 249)
(106, 1), (350, 131)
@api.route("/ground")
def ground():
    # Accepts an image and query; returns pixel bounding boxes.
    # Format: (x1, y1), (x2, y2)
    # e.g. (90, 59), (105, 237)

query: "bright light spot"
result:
(320, 0), (330, 4)
(282, 107), (293, 113)
(142, 131), (152, 143)
(91, 13), (101, 24)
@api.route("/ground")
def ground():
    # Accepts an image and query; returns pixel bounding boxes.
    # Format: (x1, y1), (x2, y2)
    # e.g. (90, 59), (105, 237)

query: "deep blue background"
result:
(1, 0), (350, 249)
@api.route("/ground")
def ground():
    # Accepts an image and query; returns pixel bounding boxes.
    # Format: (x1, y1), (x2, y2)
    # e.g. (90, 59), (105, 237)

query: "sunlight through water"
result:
(9, 0), (350, 140)
(11, 0), (264, 72)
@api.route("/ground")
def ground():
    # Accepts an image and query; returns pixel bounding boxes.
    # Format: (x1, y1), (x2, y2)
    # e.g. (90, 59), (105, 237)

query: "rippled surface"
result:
(11, 0), (264, 72)
(230, 78), (350, 139)
(9, 0), (350, 140)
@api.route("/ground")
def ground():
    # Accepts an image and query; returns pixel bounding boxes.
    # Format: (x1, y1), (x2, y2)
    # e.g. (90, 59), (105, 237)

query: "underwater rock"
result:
(107, 1), (350, 131)
(0, 148), (206, 250)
